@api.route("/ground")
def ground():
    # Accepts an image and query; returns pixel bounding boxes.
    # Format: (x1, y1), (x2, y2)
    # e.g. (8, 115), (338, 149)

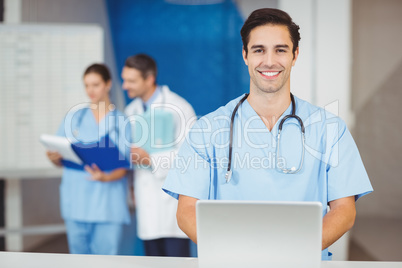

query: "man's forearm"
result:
(177, 195), (198, 244)
(322, 196), (356, 250)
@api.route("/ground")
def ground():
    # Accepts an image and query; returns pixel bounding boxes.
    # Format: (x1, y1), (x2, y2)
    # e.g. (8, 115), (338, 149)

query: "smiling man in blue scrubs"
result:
(162, 8), (373, 260)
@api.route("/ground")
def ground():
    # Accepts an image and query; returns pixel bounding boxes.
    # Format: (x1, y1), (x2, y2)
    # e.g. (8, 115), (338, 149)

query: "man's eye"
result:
(254, 49), (263, 53)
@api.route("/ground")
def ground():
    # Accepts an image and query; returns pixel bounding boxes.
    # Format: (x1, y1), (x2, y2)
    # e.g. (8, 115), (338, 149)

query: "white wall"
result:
(21, 0), (124, 111)
(279, 0), (316, 104)
(280, 0), (352, 126)
(235, 0), (277, 18)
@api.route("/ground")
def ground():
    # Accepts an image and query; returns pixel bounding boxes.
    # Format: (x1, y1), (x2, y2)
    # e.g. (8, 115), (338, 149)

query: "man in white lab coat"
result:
(121, 54), (196, 257)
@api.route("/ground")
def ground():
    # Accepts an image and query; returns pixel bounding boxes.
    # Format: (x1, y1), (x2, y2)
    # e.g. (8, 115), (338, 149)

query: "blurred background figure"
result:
(122, 54), (196, 257)
(46, 63), (132, 255)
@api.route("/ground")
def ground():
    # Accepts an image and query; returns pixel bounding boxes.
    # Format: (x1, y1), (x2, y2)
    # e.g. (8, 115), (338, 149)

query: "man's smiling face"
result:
(243, 24), (299, 95)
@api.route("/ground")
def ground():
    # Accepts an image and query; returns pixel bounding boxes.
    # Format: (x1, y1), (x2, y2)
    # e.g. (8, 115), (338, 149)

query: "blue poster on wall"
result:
(106, 0), (248, 116)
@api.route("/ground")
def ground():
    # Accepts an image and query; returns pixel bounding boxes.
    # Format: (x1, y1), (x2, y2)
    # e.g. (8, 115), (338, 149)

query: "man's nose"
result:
(262, 51), (276, 67)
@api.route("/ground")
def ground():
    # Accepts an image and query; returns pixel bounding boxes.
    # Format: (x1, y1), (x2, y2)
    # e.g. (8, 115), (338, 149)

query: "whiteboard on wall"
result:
(0, 23), (103, 174)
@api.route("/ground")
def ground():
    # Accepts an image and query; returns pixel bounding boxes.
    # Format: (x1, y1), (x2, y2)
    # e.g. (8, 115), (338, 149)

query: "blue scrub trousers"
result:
(143, 238), (190, 257)
(65, 220), (123, 255)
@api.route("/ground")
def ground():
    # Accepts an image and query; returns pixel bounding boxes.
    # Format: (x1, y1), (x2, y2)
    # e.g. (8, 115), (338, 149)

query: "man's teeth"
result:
(262, 71), (279, 76)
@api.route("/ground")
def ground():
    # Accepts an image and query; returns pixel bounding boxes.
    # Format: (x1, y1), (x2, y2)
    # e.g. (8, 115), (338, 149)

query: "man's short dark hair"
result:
(240, 8), (301, 57)
(124, 54), (157, 80)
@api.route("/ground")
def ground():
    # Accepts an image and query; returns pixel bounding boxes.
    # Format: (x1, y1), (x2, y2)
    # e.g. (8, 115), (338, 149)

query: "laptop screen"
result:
(196, 200), (322, 268)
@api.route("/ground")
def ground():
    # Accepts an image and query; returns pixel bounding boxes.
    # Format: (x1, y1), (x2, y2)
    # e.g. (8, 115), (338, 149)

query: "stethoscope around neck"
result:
(225, 93), (306, 183)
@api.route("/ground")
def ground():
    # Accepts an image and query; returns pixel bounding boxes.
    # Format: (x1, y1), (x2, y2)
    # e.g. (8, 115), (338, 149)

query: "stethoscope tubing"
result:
(225, 93), (305, 183)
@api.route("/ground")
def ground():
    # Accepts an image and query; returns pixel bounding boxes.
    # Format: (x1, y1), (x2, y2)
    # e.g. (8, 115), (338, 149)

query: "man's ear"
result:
(292, 47), (299, 66)
(145, 74), (156, 86)
(106, 80), (112, 92)
(242, 47), (248, 66)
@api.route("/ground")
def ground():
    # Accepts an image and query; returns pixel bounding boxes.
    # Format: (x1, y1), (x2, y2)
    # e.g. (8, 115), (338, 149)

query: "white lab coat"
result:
(125, 85), (196, 240)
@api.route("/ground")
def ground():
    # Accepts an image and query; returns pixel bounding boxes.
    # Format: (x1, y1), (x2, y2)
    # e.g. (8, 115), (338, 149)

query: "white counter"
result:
(1, 252), (401, 268)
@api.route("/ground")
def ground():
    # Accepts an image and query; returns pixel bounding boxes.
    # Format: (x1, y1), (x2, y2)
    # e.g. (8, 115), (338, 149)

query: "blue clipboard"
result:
(66, 134), (130, 172)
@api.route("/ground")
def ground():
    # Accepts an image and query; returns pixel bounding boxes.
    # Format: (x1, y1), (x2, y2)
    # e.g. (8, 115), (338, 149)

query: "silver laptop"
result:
(196, 200), (322, 268)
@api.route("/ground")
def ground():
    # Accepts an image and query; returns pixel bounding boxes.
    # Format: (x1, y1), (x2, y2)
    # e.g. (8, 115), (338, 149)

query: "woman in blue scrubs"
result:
(46, 64), (131, 255)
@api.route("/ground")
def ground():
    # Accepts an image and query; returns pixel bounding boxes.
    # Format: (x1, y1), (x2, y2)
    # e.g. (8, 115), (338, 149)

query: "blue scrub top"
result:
(57, 107), (132, 224)
(162, 94), (373, 260)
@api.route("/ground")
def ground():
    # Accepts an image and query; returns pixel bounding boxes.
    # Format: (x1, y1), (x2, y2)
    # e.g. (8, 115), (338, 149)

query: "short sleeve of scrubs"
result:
(326, 119), (373, 202)
(163, 120), (212, 200)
